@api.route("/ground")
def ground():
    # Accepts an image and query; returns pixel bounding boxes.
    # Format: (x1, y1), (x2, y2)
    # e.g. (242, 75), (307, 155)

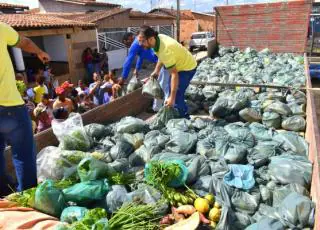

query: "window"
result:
(191, 34), (206, 39)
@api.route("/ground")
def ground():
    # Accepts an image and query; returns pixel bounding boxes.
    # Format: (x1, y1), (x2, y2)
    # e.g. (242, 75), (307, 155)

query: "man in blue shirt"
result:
(119, 32), (170, 112)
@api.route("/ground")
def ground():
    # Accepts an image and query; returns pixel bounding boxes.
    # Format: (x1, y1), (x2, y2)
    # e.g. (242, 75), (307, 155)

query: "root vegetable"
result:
(199, 212), (210, 224)
(176, 205), (196, 215)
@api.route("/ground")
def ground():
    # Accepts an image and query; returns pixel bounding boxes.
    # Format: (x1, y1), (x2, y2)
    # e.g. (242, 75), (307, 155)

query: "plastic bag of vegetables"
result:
(126, 76), (142, 93)
(60, 206), (88, 224)
(77, 157), (115, 182)
(150, 106), (180, 130)
(142, 77), (164, 99)
(34, 180), (66, 217)
(63, 180), (110, 205)
(145, 160), (188, 188)
(52, 113), (91, 152)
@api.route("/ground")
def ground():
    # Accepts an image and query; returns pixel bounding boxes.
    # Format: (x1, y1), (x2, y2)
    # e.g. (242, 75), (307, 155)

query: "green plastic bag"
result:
(77, 157), (115, 182)
(34, 180), (66, 217)
(60, 206), (88, 224)
(63, 180), (109, 205)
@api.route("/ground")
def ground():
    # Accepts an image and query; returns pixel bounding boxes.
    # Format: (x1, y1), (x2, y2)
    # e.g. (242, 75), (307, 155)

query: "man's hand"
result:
(133, 69), (138, 78)
(37, 51), (50, 64)
(165, 96), (175, 107)
(150, 71), (159, 80)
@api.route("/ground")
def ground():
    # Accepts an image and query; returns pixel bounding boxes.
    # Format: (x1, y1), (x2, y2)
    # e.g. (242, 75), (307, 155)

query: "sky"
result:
(0, 0), (272, 12)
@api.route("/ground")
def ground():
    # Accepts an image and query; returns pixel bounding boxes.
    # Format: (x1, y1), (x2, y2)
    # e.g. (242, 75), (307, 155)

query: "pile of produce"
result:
(7, 111), (314, 229)
(186, 87), (307, 132)
(193, 46), (305, 87)
(6, 47), (315, 230)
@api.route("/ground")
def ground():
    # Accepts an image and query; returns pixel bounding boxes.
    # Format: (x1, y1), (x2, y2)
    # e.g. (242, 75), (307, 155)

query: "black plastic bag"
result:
(273, 131), (308, 156)
(165, 130), (197, 154)
(277, 192), (315, 228)
(231, 188), (261, 215)
(248, 122), (274, 141)
(126, 76), (142, 93)
(110, 139), (135, 161)
(142, 77), (164, 99)
(245, 217), (285, 230)
(247, 141), (282, 168)
(115, 116), (148, 134)
(262, 112), (281, 129)
(281, 115), (306, 132)
(85, 123), (111, 141)
(106, 185), (128, 213)
(268, 154), (312, 188)
(77, 157), (115, 182)
(272, 183), (309, 207)
(149, 107), (180, 130)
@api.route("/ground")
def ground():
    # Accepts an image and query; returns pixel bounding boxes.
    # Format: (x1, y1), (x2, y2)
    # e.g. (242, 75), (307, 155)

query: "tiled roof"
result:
(0, 14), (95, 29)
(54, 8), (130, 23)
(56, 0), (120, 8)
(149, 8), (195, 20)
(130, 10), (174, 20)
(0, 2), (29, 9)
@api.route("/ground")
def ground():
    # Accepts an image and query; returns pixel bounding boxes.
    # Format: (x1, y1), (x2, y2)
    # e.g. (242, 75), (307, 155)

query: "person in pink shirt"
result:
(33, 104), (52, 133)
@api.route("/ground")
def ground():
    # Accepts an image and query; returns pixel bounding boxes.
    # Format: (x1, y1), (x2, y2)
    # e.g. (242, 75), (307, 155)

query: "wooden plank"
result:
(19, 28), (74, 37)
(190, 80), (305, 90)
(304, 54), (320, 230)
(4, 89), (152, 179)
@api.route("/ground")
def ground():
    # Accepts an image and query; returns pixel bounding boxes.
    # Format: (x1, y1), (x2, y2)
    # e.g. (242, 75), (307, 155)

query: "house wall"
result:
(96, 11), (174, 29)
(215, 1), (311, 53)
(193, 14), (215, 33)
(180, 20), (198, 42)
(39, 0), (117, 13)
(68, 29), (97, 83)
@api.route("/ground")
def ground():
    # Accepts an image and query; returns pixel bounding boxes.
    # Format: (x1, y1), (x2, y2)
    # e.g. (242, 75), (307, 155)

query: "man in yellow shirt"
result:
(0, 22), (50, 195)
(137, 26), (197, 118)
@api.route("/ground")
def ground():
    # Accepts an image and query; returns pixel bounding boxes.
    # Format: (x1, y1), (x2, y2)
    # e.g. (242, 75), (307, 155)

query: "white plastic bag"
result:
(52, 113), (91, 152)
(37, 146), (63, 181)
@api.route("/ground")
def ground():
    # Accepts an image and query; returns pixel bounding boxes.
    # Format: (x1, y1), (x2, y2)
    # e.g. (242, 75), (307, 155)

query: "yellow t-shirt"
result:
(154, 34), (197, 72)
(0, 22), (24, 106)
(33, 85), (46, 104)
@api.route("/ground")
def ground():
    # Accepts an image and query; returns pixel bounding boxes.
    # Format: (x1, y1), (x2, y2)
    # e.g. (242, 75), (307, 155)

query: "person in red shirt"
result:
(82, 47), (94, 83)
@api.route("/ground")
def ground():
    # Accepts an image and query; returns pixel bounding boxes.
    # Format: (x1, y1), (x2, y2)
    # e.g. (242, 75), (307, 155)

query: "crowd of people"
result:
(19, 66), (122, 134)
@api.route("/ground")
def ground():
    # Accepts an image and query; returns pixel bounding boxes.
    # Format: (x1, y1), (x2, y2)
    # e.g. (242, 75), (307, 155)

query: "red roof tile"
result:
(149, 8), (195, 20)
(56, 0), (120, 8)
(52, 8), (130, 23)
(0, 14), (95, 29)
(130, 10), (174, 20)
(0, 2), (29, 9)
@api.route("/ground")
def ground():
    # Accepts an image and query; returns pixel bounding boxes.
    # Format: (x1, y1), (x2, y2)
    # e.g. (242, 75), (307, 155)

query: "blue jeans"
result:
(169, 69), (196, 118)
(0, 105), (37, 193)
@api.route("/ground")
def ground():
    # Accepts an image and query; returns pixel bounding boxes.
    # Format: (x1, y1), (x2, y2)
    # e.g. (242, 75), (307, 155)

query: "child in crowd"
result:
(40, 94), (54, 120)
(78, 92), (96, 113)
(52, 107), (69, 121)
(33, 76), (48, 104)
(76, 80), (89, 96)
(33, 104), (52, 133)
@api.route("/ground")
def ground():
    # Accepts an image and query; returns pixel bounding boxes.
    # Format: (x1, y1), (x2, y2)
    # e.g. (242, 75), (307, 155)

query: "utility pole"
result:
(176, 0), (180, 42)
